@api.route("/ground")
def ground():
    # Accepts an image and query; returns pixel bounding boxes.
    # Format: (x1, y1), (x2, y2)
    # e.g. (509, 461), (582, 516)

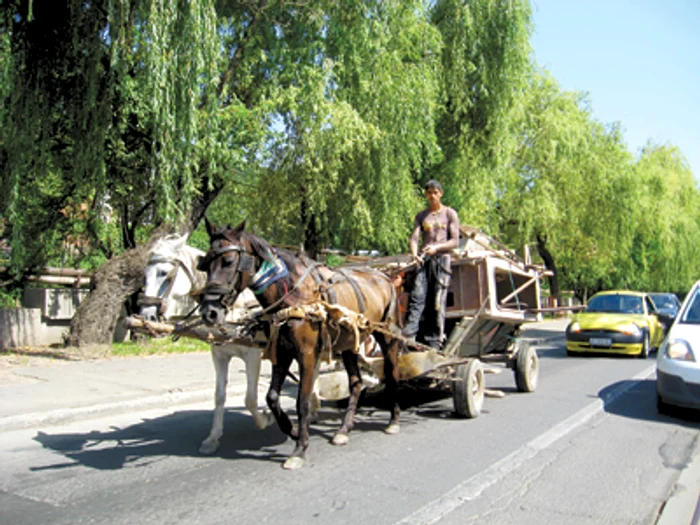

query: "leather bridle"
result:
(138, 255), (198, 316)
(198, 243), (257, 308)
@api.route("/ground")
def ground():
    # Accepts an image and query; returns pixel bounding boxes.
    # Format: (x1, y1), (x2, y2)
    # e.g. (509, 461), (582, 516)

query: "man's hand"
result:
(421, 244), (438, 257)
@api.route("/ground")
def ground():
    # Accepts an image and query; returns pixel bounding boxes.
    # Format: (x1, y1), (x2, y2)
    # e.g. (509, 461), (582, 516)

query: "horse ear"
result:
(173, 235), (187, 250)
(233, 219), (247, 233)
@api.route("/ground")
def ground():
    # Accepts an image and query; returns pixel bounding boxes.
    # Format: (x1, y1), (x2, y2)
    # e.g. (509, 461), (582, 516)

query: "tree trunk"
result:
(68, 181), (223, 346)
(299, 188), (319, 259)
(536, 233), (561, 300)
(67, 224), (174, 346)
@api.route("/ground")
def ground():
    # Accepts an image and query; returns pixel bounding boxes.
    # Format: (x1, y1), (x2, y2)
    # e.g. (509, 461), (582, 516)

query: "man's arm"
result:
(445, 208), (460, 251)
(409, 223), (422, 258)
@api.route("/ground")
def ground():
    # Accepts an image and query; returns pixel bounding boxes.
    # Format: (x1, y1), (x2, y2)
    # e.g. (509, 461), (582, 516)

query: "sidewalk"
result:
(0, 351), (271, 432)
(0, 318), (696, 524)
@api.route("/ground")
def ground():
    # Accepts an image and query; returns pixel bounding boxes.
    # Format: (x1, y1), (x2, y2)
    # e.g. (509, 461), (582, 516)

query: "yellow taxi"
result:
(566, 290), (665, 358)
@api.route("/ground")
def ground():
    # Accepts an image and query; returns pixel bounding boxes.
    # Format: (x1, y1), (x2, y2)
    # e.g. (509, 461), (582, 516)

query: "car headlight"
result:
(618, 323), (641, 336)
(568, 321), (581, 333)
(664, 339), (696, 362)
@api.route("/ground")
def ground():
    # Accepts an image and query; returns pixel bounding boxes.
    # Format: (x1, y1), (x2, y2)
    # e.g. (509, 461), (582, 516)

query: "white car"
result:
(656, 280), (700, 412)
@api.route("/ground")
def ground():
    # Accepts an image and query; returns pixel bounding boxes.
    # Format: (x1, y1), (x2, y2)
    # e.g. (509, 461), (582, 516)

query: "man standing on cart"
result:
(403, 180), (460, 350)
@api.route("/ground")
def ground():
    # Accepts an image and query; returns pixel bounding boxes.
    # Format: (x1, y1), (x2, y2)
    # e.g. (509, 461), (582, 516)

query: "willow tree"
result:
(429, 0), (533, 228)
(496, 70), (636, 300)
(618, 143), (700, 293)
(214, 0), (443, 256)
(1, 1), (266, 345)
(2, 0), (444, 344)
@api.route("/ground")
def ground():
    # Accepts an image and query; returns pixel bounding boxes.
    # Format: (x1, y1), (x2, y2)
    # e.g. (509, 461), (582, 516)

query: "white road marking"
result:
(395, 365), (656, 525)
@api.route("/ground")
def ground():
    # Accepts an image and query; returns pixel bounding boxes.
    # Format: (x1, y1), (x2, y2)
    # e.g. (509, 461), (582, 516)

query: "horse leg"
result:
(265, 347), (297, 440)
(242, 347), (275, 429)
(379, 333), (401, 435)
(199, 345), (231, 454)
(332, 350), (363, 446)
(283, 324), (319, 470)
(309, 358), (322, 423)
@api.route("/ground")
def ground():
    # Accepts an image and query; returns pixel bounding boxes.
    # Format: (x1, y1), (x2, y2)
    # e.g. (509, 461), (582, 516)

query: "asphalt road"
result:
(1, 321), (698, 525)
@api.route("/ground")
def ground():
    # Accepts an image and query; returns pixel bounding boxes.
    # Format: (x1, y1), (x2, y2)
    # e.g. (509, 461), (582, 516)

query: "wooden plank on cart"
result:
(442, 299), (490, 357)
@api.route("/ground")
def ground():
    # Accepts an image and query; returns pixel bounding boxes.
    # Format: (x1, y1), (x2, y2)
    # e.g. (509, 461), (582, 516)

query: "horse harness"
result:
(200, 241), (395, 363)
(138, 255), (199, 315)
(200, 243), (373, 316)
(263, 254), (397, 363)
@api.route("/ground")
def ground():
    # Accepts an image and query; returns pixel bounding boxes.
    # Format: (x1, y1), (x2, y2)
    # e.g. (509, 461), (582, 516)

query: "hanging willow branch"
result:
(1, 0), (222, 276)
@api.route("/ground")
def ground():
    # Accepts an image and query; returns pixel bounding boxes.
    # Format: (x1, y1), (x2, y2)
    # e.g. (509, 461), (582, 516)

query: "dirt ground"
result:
(0, 345), (112, 380)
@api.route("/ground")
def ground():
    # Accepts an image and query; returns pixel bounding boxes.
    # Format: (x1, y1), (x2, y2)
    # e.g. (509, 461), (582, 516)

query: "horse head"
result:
(198, 218), (267, 326)
(139, 234), (205, 322)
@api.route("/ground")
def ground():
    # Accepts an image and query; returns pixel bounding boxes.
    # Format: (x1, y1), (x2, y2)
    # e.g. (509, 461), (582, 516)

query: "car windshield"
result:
(649, 293), (678, 310)
(679, 290), (700, 324)
(587, 294), (643, 314)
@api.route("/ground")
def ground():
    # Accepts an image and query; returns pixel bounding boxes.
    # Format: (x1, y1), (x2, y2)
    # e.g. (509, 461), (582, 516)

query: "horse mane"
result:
(244, 231), (278, 263)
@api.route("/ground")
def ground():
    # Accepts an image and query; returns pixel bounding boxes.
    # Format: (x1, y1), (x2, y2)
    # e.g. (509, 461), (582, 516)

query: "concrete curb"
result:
(0, 386), (233, 433)
(656, 437), (700, 525)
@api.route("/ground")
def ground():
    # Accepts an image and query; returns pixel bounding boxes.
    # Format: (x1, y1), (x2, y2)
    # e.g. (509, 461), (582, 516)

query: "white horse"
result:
(139, 234), (274, 454)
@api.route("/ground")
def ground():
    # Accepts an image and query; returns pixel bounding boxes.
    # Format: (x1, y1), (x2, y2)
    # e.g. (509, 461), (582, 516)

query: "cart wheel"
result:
(452, 359), (485, 418)
(514, 342), (538, 393)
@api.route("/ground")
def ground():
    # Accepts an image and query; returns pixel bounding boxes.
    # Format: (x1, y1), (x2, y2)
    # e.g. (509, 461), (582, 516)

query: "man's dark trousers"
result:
(402, 254), (451, 349)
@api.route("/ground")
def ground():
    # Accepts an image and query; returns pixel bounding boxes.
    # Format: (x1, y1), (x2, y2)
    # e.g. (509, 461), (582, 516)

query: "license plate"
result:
(589, 337), (612, 347)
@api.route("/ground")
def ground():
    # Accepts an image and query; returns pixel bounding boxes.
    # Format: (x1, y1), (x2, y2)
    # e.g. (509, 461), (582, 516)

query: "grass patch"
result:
(110, 336), (210, 357)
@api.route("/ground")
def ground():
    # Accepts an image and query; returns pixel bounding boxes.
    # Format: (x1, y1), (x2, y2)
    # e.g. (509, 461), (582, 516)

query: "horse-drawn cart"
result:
(127, 225), (550, 419)
(125, 222), (555, 468)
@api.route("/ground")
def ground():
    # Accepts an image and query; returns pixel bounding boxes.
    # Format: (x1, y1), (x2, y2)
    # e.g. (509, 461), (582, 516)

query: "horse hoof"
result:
(332, 433), (349, 446)
(384, 423), (400, 435)
(199, 440), (219, 455)
(254, 412), (274, 430)
(283, 457), (305, 470)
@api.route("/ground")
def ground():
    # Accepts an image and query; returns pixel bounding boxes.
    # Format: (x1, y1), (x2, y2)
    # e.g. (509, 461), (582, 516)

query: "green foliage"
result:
(0, 288), (22, 308)
(110, 336), (210, 357)
(2, 0), (699, 305)
(495, 68), (700, 299)
(325, 253), (346, 267)
(430, 0), (533, 229)
(218, 0), (442, 255)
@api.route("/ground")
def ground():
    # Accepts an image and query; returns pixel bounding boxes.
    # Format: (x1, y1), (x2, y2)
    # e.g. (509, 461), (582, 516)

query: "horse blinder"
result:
(238, 253), (255, 273)
(196, 254), (210, 272)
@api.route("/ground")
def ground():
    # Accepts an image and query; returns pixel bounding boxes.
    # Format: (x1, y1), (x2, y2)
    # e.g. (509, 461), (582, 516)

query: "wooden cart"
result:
(343, 225), (551, 418)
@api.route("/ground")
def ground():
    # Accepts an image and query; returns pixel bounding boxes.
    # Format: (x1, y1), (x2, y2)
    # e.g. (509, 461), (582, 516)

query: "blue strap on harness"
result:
(249, 256), (289, 295)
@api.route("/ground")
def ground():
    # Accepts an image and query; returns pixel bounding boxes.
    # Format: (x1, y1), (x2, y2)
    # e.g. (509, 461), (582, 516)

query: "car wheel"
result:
(639, 332), (649, 359)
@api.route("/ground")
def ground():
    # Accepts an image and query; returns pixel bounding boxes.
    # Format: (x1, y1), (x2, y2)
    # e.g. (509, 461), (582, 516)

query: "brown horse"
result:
(198, 218), (403, 469)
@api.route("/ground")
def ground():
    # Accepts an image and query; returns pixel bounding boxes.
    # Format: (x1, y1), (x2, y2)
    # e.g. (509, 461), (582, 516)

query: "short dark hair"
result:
(424, 179), (443, 192)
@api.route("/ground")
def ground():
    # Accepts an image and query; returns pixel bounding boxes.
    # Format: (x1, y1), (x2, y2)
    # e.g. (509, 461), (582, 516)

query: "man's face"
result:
(425, 187), (443, 206)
